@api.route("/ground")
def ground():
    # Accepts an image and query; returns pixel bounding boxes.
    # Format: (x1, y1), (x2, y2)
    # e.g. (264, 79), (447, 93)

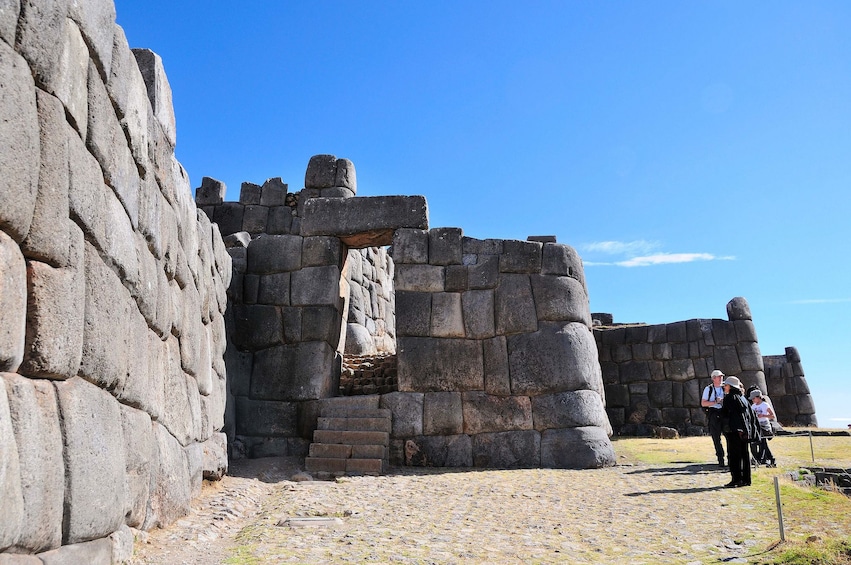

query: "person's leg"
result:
(741, 442), (752, 485)
(763, 441), (775, 466)
(710, 414), (724, 464)
(724, 433), (741, 485)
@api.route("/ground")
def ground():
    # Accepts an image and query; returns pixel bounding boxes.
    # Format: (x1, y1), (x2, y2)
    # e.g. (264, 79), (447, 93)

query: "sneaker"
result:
(723, 481), (741, 488)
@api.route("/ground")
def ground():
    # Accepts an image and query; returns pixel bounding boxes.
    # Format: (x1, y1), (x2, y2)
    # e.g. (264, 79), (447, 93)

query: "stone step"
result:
(319, 407), (391, 420)
(313, 429), (389, 446)
(317, 416), (392, 433)
(308, 442), (387, 460)
(304, 457), (385, 477)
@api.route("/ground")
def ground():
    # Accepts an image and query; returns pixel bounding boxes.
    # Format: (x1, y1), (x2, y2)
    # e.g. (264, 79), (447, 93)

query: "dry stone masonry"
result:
(1, 3), (230, 563)
(594, 297), (817, 435)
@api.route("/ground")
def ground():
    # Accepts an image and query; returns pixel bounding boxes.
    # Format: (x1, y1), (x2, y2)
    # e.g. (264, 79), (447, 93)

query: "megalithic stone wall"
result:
(386, 231), (615, 469)
(0, 3), (231, 562)
(345, 247), (396, 356)
(595, 297), (778, 435)
(763, 346), (817, 426)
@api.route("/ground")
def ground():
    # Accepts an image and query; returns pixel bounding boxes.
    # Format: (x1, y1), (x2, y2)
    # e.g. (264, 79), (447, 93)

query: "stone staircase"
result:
(305, 403), (391, 479)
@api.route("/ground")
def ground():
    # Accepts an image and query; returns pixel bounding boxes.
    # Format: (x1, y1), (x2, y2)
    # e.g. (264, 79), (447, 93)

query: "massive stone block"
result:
(132, 49), (176, 147)
(234, 397), (299, 437)
(119, 404), (155, 529)
(499, 240), (542, 273)
(379, 392), (424, 437)
(540, 427), (616, 469)
(507, 322), (602, 396)
(290, 265), (341, 306)
(483, 336), (510, 396)
(531, 390), (611, 433)
(471, 430), (540, 468)
(0, 233), (27, 373)
(68, 0), (115, 78)
(405, 434), (472, 467)
(231, 304), (283, 351)
(251, 341), (338, 401)
(0, 375), (24, 551)
(246, 234), (302, 274)
(0, 0), (19, 44)
(2, 374), (63, 552)
(428, 228), (462, 266)
(423, 392), (463, 435)
(430, 292), (464, 338)
(0, 41), (39, 243)
(530, 274), (590, 324)
(301, 195), (429, 247)
(541, 243), (586, 290)
(54, 377), (125, 544)
(394, 264), (444, 292)
(467, 255), (499, 289)
(462, 392), (532, 435)
(397, 337), (484, 392)
(461, 290), (495, 339)
(390, 228), (428, 264)
(494, 274), (537, 335)
(395, 291), (431, 337)
(144, 422), (190, 529)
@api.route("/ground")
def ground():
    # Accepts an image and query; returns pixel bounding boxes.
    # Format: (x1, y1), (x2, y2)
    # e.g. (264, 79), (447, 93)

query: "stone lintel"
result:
(301, 196), (428, 248)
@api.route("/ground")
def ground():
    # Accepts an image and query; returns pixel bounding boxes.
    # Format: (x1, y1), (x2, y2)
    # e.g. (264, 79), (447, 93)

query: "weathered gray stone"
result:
(431, 292), (464, 338)
(258, 177), (287, 206)
(444, 265), (467, 292)
(343, 323), (376, 355)
(257, 273), (290, 306)
(179, 282), (203, 377)
(428, 228), (462, 265)
(109, 525), (134, 564)
(185, 442), (203, 497)
(301, 306), (341, 346)
(0, 376), (24, 550)
(531, 390), (610, 432)
(37, 537), (113, 565)
(495, 274), (537, 335)
(79, 242), (131, 391)
(301, 196), (429, 247)
(16, 0), (67, 88)
(251, 341), (338, 401)
(304, 154), (338, 189)
(119, 404), (154, 528)
(54, 377), (125, 543)
(405, 434), (472, 467)
(194, 177), (226, 206)
(649, 380), (673, 406)
(462, 392), (532, 434)
(21, 226), (84, 379)
(713, 345), (742, 375)
(540, 427), (616, 469)
(664, 359), (695, 383)
(499, 240), (542, 273)
(726, 296), (752, 321)
(0, 42), (40, 243)
(68, 0), (115, 78)
(235, 397), (299, 437)
(2, 374), (63, 552)
(242, 205), (268, 234)
(334, 158), (357, 192)
(390, 228), (428, 264)
(483, 336), (510, 396)
(398, 337), (484, 392)
(471, 430), (540, 469)
(87, 61), (141, 231)
(530, 274), (590, 325)
(107, 25), (148, 169)
(737, 343), (764, 372)
(291, 265), (342, 306)
(248, 235), (303, 274)
(239, 182), (262, 205)
(212, 203), (245, 237)
(468, 254), (499, 290)
(379, 392), (423, 437)
(232, 304), (283, 350)
(0, 233), (26, 373)
(394, 264), (444, 292)
(145, 422), (190, 529)
(508, 322), (602, 396)
(460, 290), (494, 339)
(302, 236), (342, 267)
(47, 19), (90, 141)
(422, 391), (463, 436)
(266, 205), (294, 235)
(0, 553), (42, 564)
(462, 237), (503, 255)
(733, 319), (757, 343)
(132, 49), (176, 146)
(201, 432), (228, 480)
(395, 291), (431, 337)
(0, 0), (19, 44)
(541, 243), (585, 287)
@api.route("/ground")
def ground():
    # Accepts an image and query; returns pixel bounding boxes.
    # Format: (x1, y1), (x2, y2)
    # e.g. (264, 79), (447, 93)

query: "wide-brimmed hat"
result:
(722, 376), (742, 388)
(710, 370), (725, 378)
(749, 389), (763, 400)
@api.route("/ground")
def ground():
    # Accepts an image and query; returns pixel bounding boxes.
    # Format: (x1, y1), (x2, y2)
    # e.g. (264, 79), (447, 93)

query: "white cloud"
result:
(789, 298), (851, 305)
(580, 240), (659, 255)
(615, 253), (718, 267)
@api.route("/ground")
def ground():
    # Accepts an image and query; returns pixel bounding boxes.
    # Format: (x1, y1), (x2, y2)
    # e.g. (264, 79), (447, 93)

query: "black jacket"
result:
(721, 391), (760, 441)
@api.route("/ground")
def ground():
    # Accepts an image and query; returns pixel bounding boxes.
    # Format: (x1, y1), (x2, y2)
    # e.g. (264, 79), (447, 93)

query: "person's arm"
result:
(701, 388), (720, 408)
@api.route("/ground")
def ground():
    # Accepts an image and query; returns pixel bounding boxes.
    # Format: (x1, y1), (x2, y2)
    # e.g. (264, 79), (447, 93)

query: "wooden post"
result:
(774, 476), (785, 542)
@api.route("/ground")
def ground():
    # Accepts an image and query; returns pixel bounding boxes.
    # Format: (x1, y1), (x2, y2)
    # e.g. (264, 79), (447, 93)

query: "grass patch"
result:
(755, 537), (851, 564)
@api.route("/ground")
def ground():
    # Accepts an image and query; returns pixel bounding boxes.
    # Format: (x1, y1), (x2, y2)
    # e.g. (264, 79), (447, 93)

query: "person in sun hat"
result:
(719, 375), (760, 488)
(701, 370), (726, 467)
(749, 389), (776, 467)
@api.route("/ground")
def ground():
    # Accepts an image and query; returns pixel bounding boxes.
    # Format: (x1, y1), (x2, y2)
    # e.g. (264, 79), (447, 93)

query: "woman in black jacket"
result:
(719, 376), (759, 488)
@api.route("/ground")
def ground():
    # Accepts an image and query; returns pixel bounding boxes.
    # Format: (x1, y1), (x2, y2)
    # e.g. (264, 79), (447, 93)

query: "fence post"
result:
(774, 476), (785, 542)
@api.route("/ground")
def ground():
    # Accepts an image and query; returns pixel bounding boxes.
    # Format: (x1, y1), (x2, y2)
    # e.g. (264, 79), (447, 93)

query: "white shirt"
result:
(702, 385), (724, 409)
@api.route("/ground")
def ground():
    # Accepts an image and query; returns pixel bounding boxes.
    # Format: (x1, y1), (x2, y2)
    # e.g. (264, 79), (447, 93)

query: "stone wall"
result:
(344, 247), (396, 356)
(763, 347), (817, 426)
(594, 297), (816, 435)
(383, 231), (615, 468)
(0, 3), (230, 562)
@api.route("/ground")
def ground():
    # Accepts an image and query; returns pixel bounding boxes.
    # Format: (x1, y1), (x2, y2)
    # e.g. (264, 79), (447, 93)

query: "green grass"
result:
(755, 537), (851, 564)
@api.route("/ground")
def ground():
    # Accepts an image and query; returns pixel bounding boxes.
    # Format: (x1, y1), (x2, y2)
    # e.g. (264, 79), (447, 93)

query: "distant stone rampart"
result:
(594, 298), (817, 435)
(1, 3), (230, 562)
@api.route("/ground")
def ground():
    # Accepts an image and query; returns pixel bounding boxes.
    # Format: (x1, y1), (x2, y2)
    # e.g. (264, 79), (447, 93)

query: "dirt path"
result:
(128, 457), (842, 565)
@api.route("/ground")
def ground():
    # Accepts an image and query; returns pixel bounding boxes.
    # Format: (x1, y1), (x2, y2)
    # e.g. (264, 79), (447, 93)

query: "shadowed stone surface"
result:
(540, 427), (616, 469)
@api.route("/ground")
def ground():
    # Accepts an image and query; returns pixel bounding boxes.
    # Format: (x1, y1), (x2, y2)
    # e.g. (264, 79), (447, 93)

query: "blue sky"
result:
(115, 1), (851, 426)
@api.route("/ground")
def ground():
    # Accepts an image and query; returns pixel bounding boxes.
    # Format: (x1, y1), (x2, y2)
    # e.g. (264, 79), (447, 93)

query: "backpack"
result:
(702, 385), (717, 415)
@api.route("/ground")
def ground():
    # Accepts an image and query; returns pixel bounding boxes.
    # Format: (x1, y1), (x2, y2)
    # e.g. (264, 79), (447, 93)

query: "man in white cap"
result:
(701, 370), (726, 466)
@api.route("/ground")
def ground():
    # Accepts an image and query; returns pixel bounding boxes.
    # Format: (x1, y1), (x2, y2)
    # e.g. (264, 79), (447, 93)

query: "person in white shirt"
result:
(701, 370), (726, 466)
(748, 389), (776, 467)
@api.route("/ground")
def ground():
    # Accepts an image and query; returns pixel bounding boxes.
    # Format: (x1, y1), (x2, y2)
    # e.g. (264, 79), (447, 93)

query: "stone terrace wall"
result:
(595, 297), (768, 435)
(1, 3), (230, 562)
(344, 247), (396, 356)
(764, 347), (817, 426)
(382, 231), (615, 469)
